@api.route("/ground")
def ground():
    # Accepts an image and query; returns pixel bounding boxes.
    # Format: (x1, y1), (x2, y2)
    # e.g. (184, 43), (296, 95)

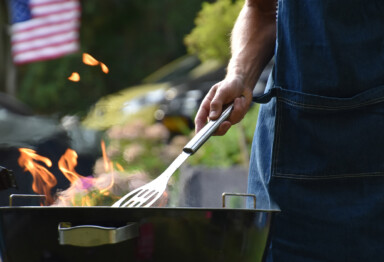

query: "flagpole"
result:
(0, 0), (6, 92)
(1, 0), (16, 96)
(5, 27), (16, 97)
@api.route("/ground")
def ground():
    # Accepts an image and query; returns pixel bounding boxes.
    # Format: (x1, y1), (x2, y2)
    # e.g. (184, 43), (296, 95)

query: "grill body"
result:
(0, 206), (276, 262)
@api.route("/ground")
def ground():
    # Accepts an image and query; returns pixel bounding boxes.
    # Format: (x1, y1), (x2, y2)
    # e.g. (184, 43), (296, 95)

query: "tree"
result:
(184, 0), (244, 63)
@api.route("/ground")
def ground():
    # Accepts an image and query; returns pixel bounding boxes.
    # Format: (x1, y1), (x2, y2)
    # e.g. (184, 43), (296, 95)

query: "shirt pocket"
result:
(271, 85), (384, 179)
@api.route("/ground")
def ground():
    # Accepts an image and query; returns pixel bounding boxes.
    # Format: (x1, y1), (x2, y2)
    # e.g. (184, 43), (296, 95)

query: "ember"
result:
(82, 53), (99, 66)
(100, 62), (109, 74)
(68, 53), (108, 83)
(83, 53), (109, 74)
(68, 72), (80, 82)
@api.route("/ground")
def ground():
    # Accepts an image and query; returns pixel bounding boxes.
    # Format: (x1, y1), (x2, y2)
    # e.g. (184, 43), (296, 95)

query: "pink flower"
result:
(123, 143), (145, 163)
(144, 123), (170, 141)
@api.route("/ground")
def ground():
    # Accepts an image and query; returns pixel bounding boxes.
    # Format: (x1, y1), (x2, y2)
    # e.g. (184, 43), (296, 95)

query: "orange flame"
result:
(18, 148), (57, 205)
(115, 162), (124, 172)
(157, 191), (169, 207)
(57, 145), (115, 197)
(100, 62), (109, 74)
(82, 53), (99, 66)
(101, 140), (112, 173)
(68, 72), (80, 82)
(58, 148), (85, 185)
(95, 140), (115, 193)
(18, 141), (124, 206)
(99, 140), (115, 193)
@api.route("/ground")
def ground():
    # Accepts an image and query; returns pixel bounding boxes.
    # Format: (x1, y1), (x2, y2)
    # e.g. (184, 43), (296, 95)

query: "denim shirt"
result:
(248, 0), (384, 261)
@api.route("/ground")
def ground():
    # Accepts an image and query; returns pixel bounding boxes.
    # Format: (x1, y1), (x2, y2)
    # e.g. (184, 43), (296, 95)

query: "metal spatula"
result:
(112, 103), (234, 208)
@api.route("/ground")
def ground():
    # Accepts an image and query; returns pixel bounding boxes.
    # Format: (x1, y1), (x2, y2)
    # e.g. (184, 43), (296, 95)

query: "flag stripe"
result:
(13, 41), (79, 64)
(32, 2), (80, 18)
(13, 31), (78, 54)
(30, 0), (68, 5)
(12, 19), (79, 43)
(30, 0), (74, 8)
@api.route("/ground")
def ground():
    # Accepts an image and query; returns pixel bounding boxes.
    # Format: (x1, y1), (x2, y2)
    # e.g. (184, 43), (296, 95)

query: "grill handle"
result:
(58, 222), (139, 247)
(222, 192), (257, 209)
(9, 194), (45, 206)
(183, 103), (234, 154)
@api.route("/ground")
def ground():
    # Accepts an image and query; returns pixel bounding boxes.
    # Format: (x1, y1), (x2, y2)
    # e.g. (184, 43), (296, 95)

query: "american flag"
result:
(8, 0), (81, 64)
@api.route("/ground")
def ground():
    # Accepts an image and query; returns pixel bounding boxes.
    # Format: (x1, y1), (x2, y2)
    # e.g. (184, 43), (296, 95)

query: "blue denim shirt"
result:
(248, 0), (384, 261)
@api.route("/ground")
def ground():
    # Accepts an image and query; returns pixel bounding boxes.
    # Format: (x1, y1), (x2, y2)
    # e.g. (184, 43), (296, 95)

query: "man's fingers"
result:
(207, 84), (224, 120)
(195, 104), (209, 133)
(195, 88), (216, 133)
(197, 95), (251, 135)
(214, 121), (232, 136)
(195, 78), (251, 136)
(227, 96), (248, 124)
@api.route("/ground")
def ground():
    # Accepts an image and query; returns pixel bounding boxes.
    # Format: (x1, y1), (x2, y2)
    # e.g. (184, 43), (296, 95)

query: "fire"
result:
(101, 140), (112, 172)
(18, 148), (57, 205)
(100, 62), (109, 74)
(115, 162), (124, 171)
(82, 53), (99, 66)
(82, 53), (109, 74)
(58, 148), (87, 186)
(67, 54), (108, 83)
(68, 72), (80, 82)
(56, 142), (116, 205)
(99, 140), (115, 194)
(18, 140), (124, 206)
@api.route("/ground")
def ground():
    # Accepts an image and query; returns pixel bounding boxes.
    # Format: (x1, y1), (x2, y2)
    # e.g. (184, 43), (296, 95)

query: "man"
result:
(195, 0), (384, 261)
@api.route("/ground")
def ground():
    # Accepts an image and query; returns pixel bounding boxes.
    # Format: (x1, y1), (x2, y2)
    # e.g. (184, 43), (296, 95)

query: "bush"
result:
(184, 0), (244, 63)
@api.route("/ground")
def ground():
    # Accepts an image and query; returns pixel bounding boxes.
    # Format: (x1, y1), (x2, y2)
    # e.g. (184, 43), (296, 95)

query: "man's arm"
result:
(195, 0), (276, 135)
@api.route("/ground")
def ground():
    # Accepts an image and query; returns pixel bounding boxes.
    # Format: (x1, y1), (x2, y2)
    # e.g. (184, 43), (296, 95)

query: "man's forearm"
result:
(227, 0), (276, 93)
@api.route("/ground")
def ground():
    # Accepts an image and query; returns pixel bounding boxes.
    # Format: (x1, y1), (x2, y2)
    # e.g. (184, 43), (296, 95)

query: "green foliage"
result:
(184, 0), (245, 63)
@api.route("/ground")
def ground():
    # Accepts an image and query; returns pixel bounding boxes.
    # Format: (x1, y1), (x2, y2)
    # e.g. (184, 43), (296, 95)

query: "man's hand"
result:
(194, 74), (253, 135)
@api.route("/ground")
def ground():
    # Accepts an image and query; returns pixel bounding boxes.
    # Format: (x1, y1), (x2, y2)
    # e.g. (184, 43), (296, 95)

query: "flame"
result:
(18, 148), (57, 205)
(157, 191), (169, 207)
(17, 142), (138, 207)
(58, 148), (86, 185)
(82, 53), (99, 66)
(68, 72), (80, 82)
(115, 163), (124, 171)
(57, 145), (115, 198)
(83, 53), (109, 74)
(100, 62), (109, 74)
(98, 140), (115, 194)
(101, 140), (112, 172)
(82, 53), (109, 74)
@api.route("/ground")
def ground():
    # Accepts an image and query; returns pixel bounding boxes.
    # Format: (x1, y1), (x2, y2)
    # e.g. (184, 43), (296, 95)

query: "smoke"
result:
(52, 171), (149, 206)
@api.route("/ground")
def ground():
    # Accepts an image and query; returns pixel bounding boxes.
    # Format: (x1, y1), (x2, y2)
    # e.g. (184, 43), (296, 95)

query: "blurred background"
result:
(0, 0), (272, 208)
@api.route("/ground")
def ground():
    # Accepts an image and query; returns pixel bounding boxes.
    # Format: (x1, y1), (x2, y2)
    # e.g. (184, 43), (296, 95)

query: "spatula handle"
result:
(183, 103), (234, 154)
